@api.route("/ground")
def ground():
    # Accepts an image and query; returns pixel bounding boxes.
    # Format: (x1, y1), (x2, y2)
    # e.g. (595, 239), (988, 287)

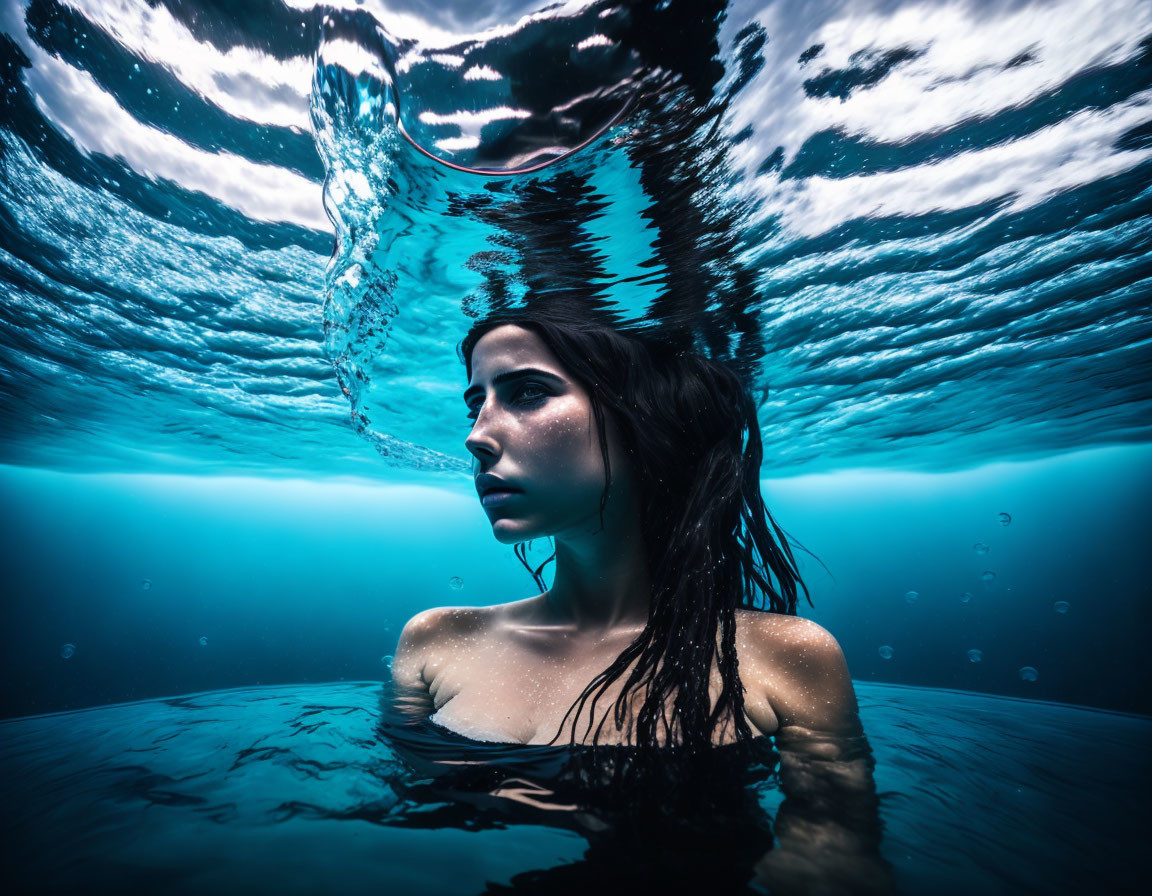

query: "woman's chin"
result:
(490, 517), (537, 544)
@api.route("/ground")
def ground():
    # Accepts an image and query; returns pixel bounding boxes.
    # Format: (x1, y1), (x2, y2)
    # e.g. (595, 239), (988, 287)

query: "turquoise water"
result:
(1, 0), (1151, 893)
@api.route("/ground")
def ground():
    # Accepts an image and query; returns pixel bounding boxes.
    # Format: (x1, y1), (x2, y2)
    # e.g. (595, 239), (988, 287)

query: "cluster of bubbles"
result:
(877, 511), (1055, 686)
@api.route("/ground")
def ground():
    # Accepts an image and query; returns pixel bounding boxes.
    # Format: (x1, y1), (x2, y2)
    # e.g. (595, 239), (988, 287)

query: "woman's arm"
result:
(748, 616), (895, 895)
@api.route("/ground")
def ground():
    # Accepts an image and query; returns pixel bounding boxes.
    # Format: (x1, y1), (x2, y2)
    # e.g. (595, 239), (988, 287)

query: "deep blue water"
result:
(2, 682), (1148, 894)
(1, 0), (1151, 893)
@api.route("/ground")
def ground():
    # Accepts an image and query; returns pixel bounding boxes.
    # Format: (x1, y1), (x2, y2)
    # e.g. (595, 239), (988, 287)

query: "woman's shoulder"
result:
(734, 607), (842, 653)
(734, 608), (860, 735)
(397, 595), (542, 649)
(396, 604), (494, 655)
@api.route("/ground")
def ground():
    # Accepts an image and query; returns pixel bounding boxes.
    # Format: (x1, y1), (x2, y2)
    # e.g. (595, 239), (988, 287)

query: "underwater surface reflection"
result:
(1, 0), (1149, 476)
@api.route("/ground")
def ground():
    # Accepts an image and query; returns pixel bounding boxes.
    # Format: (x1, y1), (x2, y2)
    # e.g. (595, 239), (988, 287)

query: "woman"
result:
(391, 309), (863, 755)
(389, 309), (891, 892)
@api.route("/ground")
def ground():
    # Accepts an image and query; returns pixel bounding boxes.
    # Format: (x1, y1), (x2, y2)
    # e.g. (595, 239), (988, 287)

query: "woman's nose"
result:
(464, 408), (501, 463)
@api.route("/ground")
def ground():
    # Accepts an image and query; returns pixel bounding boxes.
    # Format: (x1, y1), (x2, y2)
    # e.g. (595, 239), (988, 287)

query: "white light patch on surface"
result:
(434, 136), (482, 152)
(756, 89), (1152, 238)
(418, 107), (532, 127)
(721, 0), (1152, 239)
(25, 51), (327, 230)
(63, 0), (312, 130)
(576, 33), (613, 50)
(463, 65), (503, 81)
(318, 37), (391, 81)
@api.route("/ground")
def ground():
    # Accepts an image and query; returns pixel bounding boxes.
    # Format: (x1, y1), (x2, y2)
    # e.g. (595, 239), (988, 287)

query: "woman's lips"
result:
(481, 489), (522, 508)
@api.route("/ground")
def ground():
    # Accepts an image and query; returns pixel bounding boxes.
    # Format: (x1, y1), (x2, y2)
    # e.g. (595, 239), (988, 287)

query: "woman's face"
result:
(464, 324), (629, 544)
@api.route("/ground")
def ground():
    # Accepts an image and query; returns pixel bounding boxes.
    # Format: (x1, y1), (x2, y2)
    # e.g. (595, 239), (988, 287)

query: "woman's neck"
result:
(543, 491), (650, 634)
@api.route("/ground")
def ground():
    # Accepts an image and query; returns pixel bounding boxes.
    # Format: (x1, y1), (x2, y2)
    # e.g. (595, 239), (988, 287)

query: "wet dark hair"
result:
(458, 309), (809, 764)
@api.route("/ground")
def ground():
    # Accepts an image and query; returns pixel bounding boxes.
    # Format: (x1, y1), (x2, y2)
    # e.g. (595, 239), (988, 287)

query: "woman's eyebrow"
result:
(463, 368), (563, 404)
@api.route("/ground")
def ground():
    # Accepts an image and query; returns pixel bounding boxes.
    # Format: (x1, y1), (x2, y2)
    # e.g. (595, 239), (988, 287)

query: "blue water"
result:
(1, 0), (1151, 893)
(2, 682), (1147, 893)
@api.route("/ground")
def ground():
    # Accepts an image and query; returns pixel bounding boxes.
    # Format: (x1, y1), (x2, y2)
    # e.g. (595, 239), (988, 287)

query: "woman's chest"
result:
(427, 633), (776, 746)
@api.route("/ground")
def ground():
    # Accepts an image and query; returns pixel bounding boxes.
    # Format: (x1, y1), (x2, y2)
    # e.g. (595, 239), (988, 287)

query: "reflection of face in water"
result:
(464, 324), (634, 545)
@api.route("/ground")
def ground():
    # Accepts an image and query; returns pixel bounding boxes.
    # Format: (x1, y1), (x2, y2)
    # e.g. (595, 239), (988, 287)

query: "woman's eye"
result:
(515, 383), (548, 404)
(465, 383), (548, 422)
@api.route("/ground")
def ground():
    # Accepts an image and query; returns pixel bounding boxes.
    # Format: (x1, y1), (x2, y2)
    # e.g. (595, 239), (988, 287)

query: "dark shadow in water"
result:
(375, 686), (895, 895)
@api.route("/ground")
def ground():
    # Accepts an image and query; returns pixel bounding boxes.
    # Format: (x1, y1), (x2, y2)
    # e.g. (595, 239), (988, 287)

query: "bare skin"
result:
(393, 598), (861, 746)
(391, 324), (892, 892)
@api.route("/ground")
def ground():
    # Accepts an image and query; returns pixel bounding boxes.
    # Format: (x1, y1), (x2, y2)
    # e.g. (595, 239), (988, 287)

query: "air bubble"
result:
(878, 645), (894, 660)
(1053, 601), (1071, 614)
(967, 649), (983, 663)
(60, 643), (75, 659)
(982, 571), (996, 583)
(904, 590), (919, 604)
(198, 636), (208, 646)
(141, 579), (152, 590)
(973, 542), (989, 555)
(449, 576), (464, 591)
(382, 655), (393, 671)
(960, 592), (972, 603)
(1018, 666), (1038, 682)
(997, 512), (1012, 526)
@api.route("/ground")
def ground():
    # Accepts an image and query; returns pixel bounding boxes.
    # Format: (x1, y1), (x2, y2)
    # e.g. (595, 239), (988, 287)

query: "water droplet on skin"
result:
(961, 592), (972, 603)
(1018, 666), (1038, 682)
(904, 590), (919, 604)
(973, 542), (989, 555)
(967, 649), (983, 663)
(449, 576), (464, 591)
(141, 579), (152, 591)
(982, 571), (996, 583)
(198, 636), (208, 646)
(1053, 601), (1071, 614)
(997, 512), (1012, 526)
(61, 643), (75, 659)
(878, 645), (894, 660)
